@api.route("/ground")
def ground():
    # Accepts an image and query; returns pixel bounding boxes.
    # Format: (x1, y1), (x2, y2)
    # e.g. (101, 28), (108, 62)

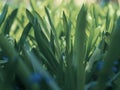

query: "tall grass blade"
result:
(72, 4), (87, 90)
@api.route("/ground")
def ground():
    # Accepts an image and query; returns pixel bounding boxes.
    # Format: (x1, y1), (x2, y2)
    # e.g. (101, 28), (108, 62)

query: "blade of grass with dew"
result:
(2, 9), (18, 35)
(94, 17), (120, 90)
(72, 4), (87, 90)
(0, 4), (8, 26)
(18, 22), (32, 52)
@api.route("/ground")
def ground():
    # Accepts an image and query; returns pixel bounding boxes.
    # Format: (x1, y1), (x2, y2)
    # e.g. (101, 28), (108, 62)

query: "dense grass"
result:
(0, 1), (120, 90)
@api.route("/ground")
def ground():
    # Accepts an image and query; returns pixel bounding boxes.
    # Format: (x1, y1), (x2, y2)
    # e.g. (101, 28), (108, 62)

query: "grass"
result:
(0, 1), (120, 90)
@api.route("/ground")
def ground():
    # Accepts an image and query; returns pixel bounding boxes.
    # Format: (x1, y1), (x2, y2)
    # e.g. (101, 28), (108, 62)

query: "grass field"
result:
(0, 0), (120, 90)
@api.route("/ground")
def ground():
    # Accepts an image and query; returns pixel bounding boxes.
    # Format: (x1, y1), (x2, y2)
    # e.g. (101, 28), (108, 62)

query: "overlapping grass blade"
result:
(34, 17), (61, 75)
(63, 11), (71, 57)
(34, 11), (50, 39)
(45, 7), (61, 60)
(62, 11), (75, 90)
(26, 9), (61, 75)
(31, 47), (56, 74)
(2, 9), (18, 35)
(0, 4), (8, 26)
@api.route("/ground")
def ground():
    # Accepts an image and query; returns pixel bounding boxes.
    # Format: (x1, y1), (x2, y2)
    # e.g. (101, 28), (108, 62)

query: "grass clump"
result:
(0, 1), (120, 90)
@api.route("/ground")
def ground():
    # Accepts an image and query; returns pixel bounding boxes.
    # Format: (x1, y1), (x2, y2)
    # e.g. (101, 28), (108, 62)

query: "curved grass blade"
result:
(3, 9), (18, 35)
(18, 22), (32, 52)
(0, 4), (8, 26)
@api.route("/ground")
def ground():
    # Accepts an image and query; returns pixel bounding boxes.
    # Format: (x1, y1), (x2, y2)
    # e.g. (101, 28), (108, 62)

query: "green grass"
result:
(0, 1), (120, 90)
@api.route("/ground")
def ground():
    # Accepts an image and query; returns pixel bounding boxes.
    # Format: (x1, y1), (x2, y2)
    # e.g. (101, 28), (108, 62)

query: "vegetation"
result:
(0, 0), (120, 90)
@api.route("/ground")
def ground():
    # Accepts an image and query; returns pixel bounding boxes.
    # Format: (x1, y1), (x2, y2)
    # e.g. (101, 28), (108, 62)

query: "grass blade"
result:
(0, 4), (8, 26)
(18, 22), (32, 52)
(72, 4), (87, 90)
(63, 11), (71, 57)
(3, 9), (18, 35)
(34, 11), (50, 39)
